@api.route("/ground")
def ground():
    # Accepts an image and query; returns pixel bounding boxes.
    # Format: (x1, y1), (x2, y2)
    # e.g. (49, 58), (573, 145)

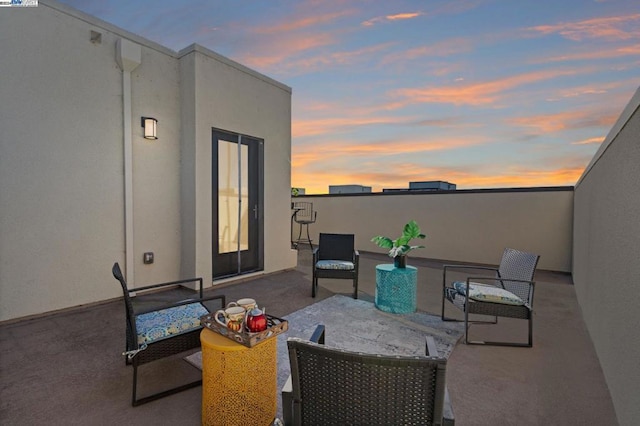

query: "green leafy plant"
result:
(371, 220), (426, 258)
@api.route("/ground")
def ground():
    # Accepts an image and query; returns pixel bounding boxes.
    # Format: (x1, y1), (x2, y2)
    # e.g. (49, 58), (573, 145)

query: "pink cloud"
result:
(528, 14), (640, 41)
(508, 109), (617, 133)
(362, 11), (423, 26)
(391, 69), (578, 107)
(545, 43), (640, 62)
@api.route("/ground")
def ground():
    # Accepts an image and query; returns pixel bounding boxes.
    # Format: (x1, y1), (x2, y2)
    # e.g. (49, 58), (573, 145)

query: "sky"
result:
(57, 0), (640, 194)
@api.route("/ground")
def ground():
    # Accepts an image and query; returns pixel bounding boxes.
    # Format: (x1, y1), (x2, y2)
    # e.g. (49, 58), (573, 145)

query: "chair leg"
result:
(353, 277), (358, 299)
(132, 362), (138, 406)
(297, 224), (303, 245)
(305, 224), (313, 250)
(312, 274), (317, 298)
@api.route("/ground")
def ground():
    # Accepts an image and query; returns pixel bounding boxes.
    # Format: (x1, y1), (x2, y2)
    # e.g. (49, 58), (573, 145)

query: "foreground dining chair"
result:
(441, 247), (540, 347)
(111, 263), (225, 406)
(282, 325), (454, 426)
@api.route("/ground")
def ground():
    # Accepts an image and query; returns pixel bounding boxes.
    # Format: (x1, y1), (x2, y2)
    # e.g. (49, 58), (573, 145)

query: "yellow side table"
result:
(200, 328), (277, 426)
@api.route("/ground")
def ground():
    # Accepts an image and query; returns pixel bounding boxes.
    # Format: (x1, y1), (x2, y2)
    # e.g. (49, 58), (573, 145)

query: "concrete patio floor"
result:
(0, 247), (618, 425)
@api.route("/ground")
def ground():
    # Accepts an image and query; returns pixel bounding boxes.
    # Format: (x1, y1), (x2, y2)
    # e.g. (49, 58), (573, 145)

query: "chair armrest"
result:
(128, 277), (205, 298)
(466, 276), (535, 286)
(425, 335), (439, 357)
(443, 264), (499, 273)
(312, 247), (319, 263)
(310, 324), (325, 344)
(282, 325), (325, 426)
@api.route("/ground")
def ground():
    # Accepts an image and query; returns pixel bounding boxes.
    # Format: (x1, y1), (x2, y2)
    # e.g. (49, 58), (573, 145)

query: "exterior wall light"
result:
(141, 117), (158, 140)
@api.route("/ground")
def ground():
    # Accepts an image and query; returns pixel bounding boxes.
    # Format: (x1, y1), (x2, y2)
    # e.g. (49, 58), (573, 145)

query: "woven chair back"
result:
(317, 233), (355, 261)
(498, 248), (540, 301)
(288, 339), (447, 425)
(293, 202), (316, 223)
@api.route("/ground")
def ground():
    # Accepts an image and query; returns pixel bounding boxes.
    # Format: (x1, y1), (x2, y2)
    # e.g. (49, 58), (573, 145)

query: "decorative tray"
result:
(200, 313), (288, 348)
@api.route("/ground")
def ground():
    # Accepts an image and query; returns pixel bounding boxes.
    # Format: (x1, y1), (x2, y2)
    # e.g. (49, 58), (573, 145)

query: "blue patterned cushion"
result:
(316, 260), (354, 270)
(135, 302), (209, 345)
(453, 281), (524, 306)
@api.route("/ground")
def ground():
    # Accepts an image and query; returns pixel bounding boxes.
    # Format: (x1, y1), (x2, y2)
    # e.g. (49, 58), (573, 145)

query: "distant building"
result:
(409, 181), (456, 191)
(383, 180), (456, 192)
(291, 187), (306, 195)
(329, 184), (372, 194)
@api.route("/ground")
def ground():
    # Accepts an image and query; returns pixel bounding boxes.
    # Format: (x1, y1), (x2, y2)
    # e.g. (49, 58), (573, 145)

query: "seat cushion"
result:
(453, 281), (524, 306)
(135, 302), (209, 345)
(316, 260), (354, 270)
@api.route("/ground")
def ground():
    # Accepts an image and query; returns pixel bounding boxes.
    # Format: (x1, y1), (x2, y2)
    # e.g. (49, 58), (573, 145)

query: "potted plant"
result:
(371, 220), (426, 268)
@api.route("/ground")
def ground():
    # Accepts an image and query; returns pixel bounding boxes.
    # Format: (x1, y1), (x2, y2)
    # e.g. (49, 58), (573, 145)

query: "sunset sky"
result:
(58, 0), (640, 194)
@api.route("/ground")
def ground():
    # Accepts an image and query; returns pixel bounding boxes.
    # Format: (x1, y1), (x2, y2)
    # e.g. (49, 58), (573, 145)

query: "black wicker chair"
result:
(281, 325), (454, 426)
(292, 202), (317, 250)
(312, 233), (359, 299)
(111, 262), (225, 406)
(441, 248), (540, 347)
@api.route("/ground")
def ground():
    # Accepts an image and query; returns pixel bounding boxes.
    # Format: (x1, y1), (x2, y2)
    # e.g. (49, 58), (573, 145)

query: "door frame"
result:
(211, 128), (264, 280)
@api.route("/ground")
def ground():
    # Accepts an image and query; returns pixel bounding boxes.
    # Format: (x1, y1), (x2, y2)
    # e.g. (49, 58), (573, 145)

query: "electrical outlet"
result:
(143, 252), (154, 264)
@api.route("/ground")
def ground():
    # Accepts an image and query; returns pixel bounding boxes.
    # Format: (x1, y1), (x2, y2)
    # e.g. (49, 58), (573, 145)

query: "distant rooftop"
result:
(329, 184), (372, 194)
(384, 180), (457, 192)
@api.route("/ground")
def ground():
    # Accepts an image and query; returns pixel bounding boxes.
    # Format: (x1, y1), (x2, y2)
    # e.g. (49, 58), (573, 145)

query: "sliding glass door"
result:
(212, 129), (263, 279)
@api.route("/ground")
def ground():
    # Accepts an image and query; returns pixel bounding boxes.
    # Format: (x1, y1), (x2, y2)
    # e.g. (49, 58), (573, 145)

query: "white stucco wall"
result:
(0, 1), (295, 322)
(573, 87), (640, 426)
(294, 187), (574, 272)
(0, 4), (127, 320)
(178, 45), (296, 284)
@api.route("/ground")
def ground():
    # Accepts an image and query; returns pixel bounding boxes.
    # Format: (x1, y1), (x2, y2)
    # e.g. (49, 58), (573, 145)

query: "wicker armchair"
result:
(312, 233), (359, 299)
(282, 325), (454, 426)
(441, 248), (540, 347)
(111, 263), (225, 406)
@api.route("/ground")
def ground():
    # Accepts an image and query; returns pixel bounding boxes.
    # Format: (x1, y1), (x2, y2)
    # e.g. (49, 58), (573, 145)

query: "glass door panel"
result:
(212, 129), (263, 279)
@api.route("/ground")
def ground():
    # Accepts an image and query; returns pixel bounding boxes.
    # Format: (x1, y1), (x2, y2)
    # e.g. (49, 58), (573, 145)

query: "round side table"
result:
(375, 264), (418, 314)
(200, 328), (277, 426)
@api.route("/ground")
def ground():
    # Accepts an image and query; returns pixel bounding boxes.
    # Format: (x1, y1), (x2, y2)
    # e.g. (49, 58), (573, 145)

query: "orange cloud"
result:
(572, 137), (604, 145)
(381, 37), (473, 64)
(283, 42), (395, 72)
(255, 10), (355, 34)
(362, 11), (423, 26)
(545, 43), (640, 62)
(508, 109), (617, 133)
(240, 32), (336, 69)
(391, 69), (578, 107)
(528, 14), (640, 41)
(293, 115), (412, 138)
(291, 136), (487, 169)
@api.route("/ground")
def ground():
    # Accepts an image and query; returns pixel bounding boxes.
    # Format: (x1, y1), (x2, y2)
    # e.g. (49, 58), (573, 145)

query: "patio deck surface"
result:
(0, 248), (618, 425)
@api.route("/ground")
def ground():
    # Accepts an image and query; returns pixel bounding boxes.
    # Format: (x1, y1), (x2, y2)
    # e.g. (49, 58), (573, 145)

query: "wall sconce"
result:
(141, 117), (158, 140)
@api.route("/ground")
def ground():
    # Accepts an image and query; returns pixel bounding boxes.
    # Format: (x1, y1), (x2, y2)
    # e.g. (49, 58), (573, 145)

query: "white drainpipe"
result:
(116, 39), (141, 285)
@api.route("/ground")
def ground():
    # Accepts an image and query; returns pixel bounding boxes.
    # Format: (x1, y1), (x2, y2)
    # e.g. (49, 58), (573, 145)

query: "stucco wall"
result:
(573, 87), (640, 426)
(179, 45), (296, 284)
(0, 4), (129, 320)
(0, 2), (295, 322)
(294, 187), (574, 272)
